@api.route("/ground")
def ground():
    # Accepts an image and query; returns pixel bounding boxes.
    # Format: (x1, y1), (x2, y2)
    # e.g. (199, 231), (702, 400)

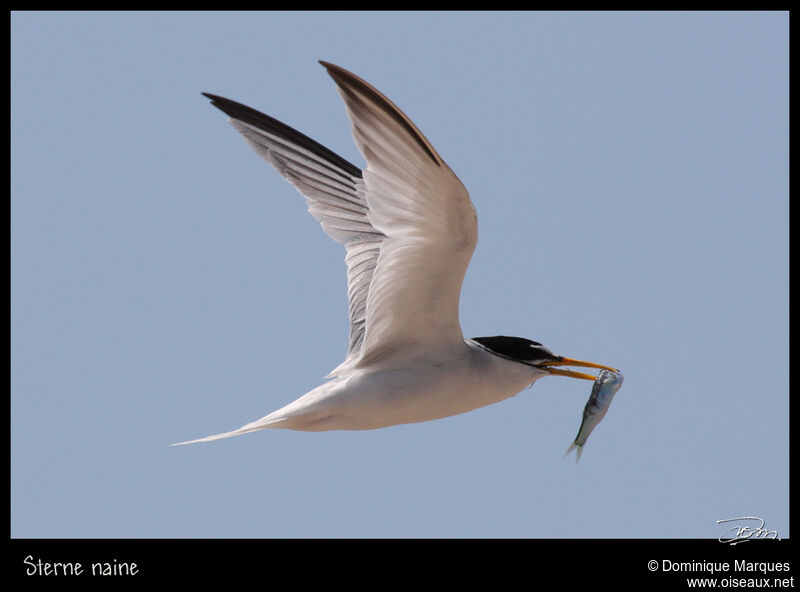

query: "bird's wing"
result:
(202, 93), (384, 361)
(320, 62), (478, 368)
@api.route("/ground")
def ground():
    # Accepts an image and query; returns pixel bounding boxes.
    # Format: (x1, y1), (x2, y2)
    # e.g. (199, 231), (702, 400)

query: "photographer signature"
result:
(716, 516), (780, 545)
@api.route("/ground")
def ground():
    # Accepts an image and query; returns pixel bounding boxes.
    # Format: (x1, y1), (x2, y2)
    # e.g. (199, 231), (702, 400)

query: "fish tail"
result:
(563, 442), (583, 464)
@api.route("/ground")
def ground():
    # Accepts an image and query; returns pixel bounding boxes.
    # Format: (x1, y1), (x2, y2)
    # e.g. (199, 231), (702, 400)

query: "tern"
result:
(174, 61), (616, 445)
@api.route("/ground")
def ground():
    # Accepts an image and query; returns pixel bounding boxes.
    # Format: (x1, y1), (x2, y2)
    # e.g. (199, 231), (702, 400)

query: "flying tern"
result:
(174, 61), (616, 445)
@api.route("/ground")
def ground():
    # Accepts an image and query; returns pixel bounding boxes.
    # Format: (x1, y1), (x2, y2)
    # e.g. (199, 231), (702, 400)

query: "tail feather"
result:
(171, 416), (284, 446)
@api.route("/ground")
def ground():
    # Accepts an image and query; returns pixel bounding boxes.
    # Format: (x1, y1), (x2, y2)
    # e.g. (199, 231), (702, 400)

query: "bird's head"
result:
(469, 335), (617, 380)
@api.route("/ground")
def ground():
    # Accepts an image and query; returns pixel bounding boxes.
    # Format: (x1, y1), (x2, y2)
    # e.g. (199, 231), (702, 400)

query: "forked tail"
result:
(563, 442), (584, 464)
(171, 416), (284, 446)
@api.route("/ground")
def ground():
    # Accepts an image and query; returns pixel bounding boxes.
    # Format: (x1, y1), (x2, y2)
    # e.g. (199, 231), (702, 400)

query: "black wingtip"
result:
(201, 92), (233, 113)
(200, 89), (362, 178)
(316, 61), (443, 167)
(200, 92), (267, 122)
(201, 92), (228, 115)
(318, 61), (350, 84)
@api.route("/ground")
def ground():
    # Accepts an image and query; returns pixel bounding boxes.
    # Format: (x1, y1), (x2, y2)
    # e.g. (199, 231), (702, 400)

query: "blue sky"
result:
(11, 11), (788, 539)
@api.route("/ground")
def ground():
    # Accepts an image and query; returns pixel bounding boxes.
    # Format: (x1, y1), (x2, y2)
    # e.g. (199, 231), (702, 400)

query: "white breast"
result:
(266, 341), (547, 431)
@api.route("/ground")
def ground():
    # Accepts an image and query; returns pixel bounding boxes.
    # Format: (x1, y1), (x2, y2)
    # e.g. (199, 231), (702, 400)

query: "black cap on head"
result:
(470, 336), (561, 365)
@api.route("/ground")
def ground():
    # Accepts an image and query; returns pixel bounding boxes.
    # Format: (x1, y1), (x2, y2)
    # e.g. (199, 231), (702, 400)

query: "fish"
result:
(564, 369), (623, 463)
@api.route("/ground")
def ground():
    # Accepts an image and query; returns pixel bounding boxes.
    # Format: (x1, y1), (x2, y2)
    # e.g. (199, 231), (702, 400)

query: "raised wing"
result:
(320, 62), (478, 368)
(201, 93), (384, 361)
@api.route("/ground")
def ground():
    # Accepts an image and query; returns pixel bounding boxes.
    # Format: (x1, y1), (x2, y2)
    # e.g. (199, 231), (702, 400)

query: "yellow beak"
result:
(539, 357), (619, 381)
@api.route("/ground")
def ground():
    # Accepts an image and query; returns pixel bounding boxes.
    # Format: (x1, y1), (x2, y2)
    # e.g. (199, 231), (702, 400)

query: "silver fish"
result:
(564, 369), (623, 463)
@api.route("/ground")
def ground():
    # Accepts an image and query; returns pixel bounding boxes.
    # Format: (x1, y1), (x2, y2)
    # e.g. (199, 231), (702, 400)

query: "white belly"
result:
(267, 344), (545, 431)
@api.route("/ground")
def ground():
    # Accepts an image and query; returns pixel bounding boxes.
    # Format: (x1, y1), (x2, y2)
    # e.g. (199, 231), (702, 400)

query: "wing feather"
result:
(319, 62), (478, 367)
(203, 61), (478, 375)
(202, 93), (383, 360)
